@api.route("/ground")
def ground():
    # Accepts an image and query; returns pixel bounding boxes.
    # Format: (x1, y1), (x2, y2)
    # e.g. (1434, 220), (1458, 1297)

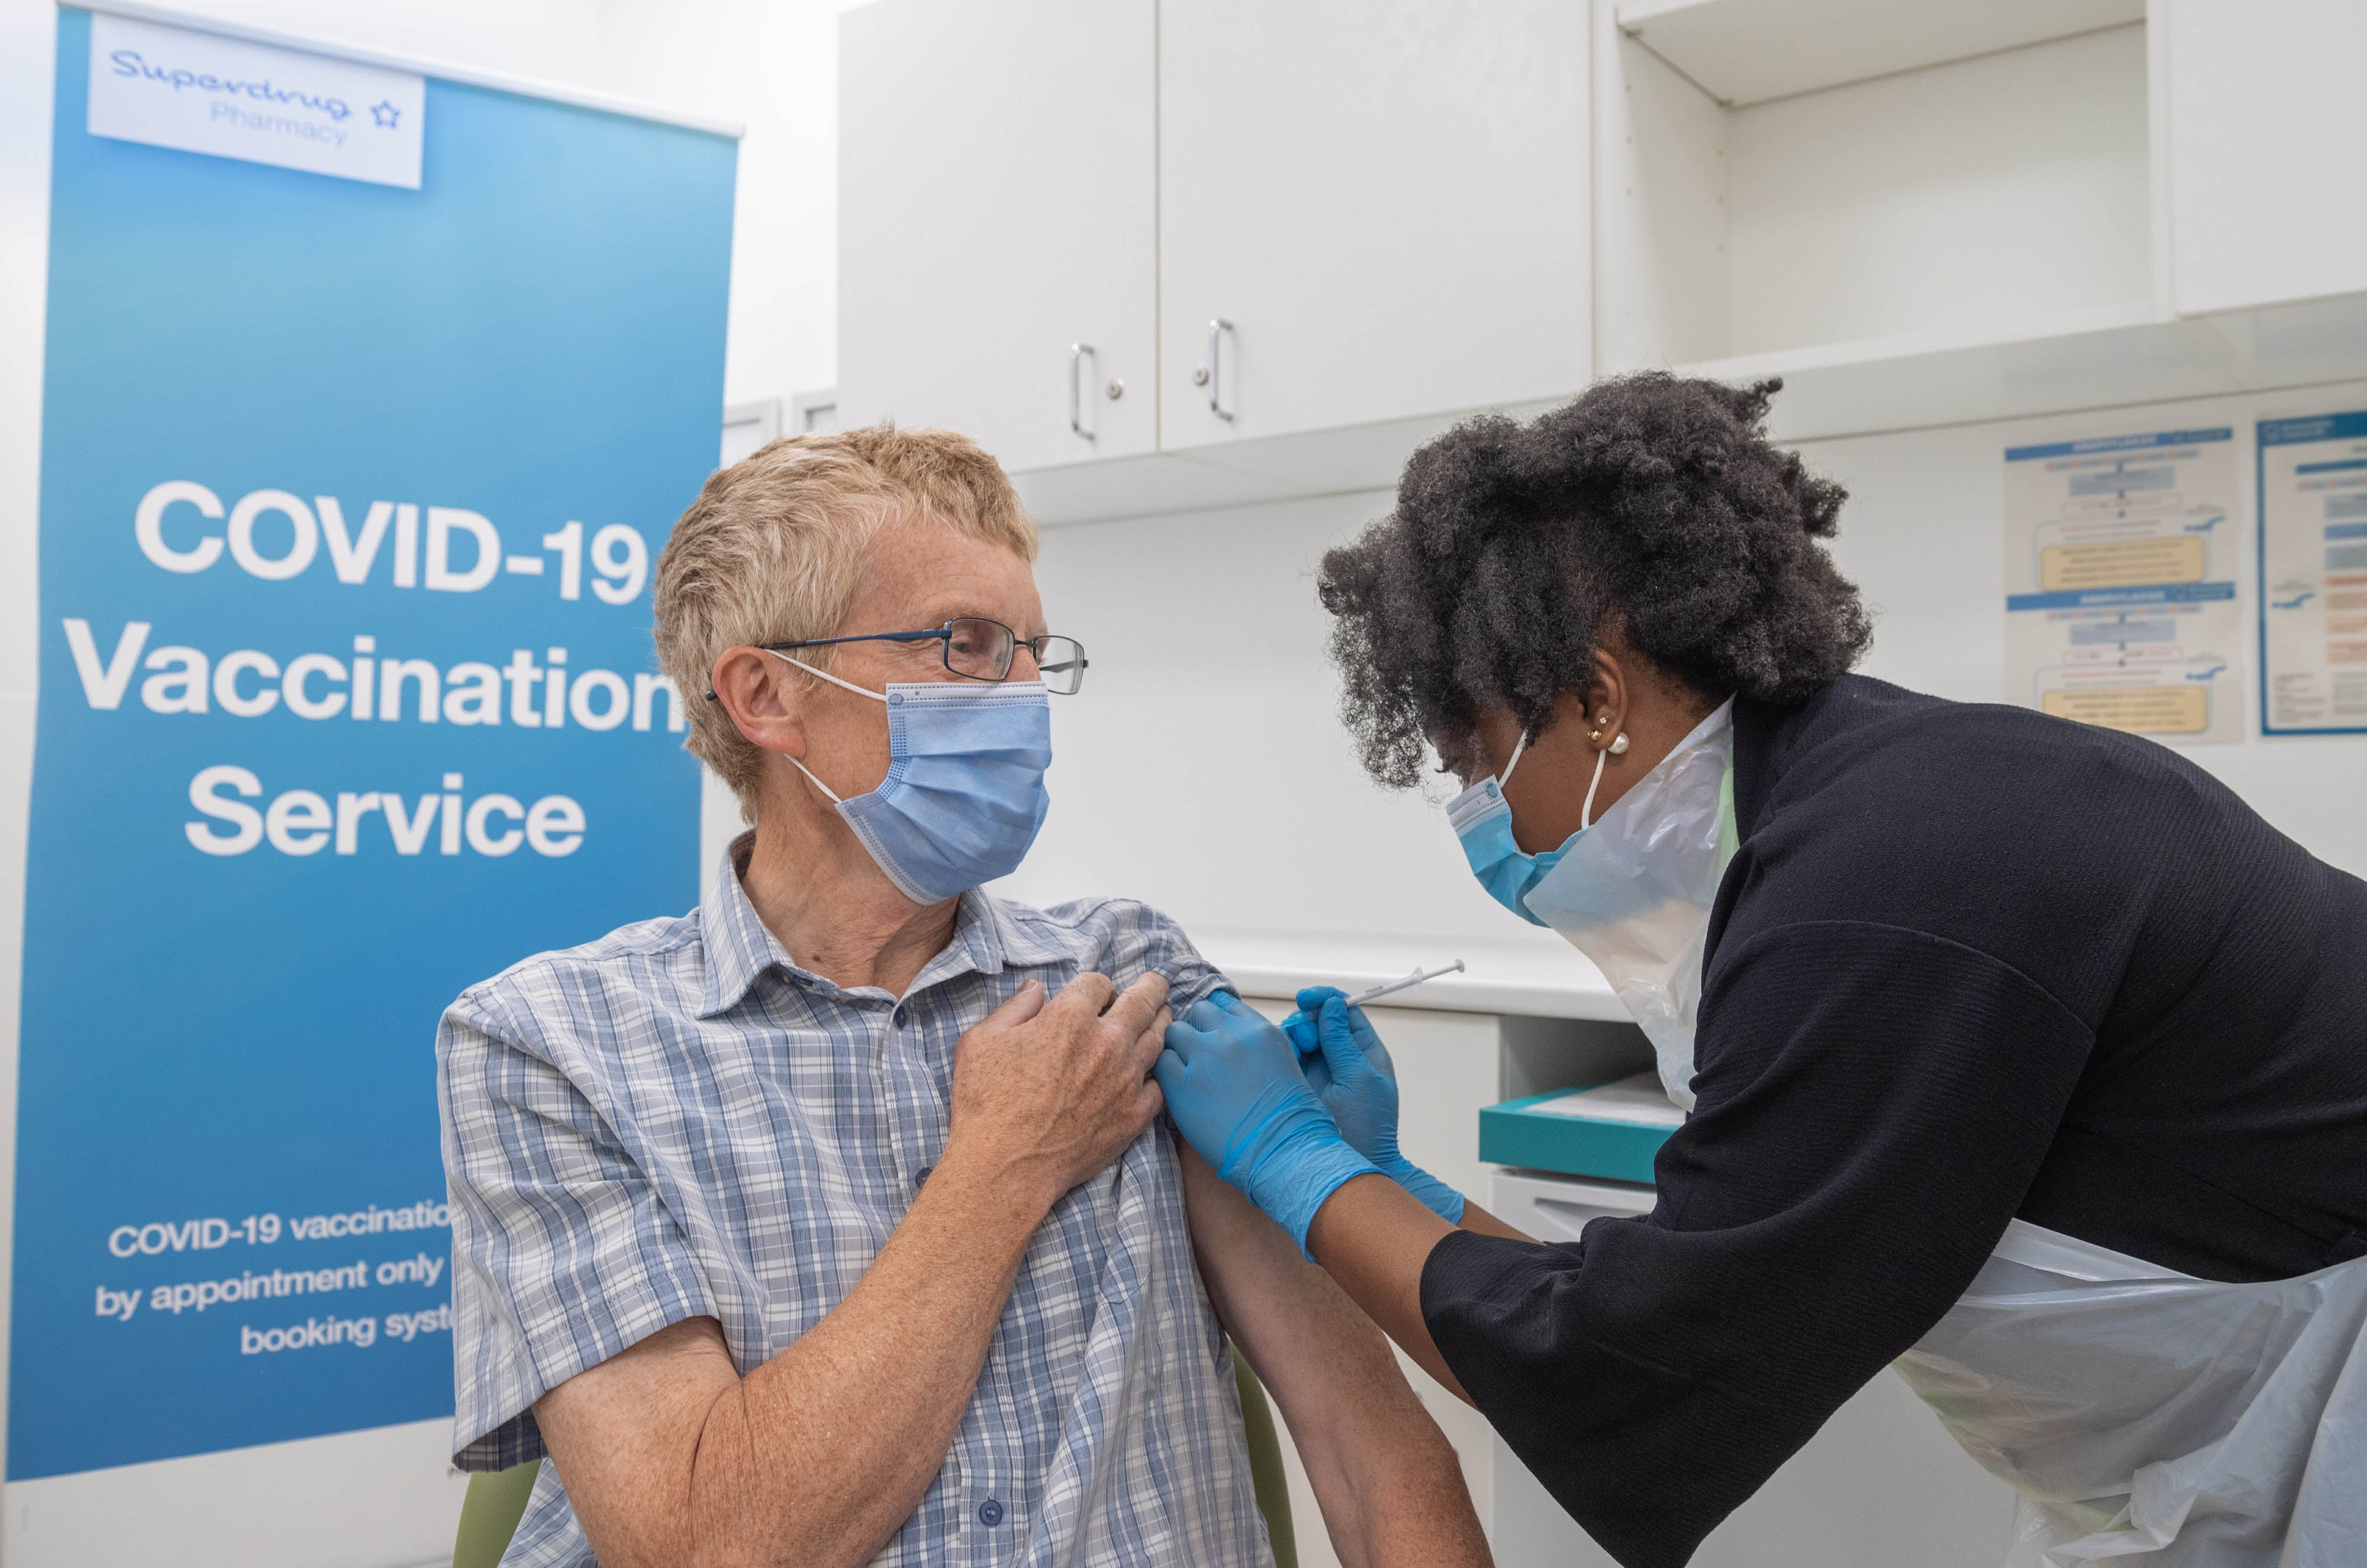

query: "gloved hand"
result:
(1281, 987), (1466, 1224)
(1157, 991), (1379, 1254)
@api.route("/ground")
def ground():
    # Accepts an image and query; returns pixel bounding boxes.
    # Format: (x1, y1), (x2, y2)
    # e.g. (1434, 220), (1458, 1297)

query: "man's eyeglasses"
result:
(760, 617), (1088, 695)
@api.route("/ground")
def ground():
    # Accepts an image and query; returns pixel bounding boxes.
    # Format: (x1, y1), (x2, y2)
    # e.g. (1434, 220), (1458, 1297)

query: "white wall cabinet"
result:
(1156, 0), (1589, 451)
(838, 0), (1159, 470)
(840, 0), (1588, 481)
(2165, 0), (2367, 317)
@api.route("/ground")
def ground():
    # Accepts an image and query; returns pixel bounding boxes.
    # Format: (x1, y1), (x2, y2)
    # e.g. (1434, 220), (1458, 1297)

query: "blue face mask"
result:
(1443, 732), (1610, 925)
(771, 652), (1053, 903)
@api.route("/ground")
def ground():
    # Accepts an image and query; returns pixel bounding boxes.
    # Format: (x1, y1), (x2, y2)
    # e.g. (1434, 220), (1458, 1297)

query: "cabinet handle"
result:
(1069, 343), (1098, 441)
(1205, 318), (1236, 422)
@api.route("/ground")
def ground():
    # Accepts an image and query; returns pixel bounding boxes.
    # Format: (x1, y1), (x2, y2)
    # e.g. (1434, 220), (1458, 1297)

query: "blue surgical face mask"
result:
(1443, 731), (1612, 925)
(770, 651), (1052, 903)
(1439, 729), (1628, 928)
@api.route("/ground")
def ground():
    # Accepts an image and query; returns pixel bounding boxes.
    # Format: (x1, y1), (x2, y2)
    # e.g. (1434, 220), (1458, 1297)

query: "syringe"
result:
(1342, 960), (1467, 1008)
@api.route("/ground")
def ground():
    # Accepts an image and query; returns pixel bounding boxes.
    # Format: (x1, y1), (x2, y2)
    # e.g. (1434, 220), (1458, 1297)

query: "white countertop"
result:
(1191, 927), (1627, 1021)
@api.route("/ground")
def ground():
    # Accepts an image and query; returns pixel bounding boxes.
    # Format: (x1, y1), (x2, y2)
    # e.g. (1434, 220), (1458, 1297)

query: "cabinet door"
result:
(839, 0), (1156, 472)
(1157, 0), (1590, 452)
(2168, 0), (2367, 315)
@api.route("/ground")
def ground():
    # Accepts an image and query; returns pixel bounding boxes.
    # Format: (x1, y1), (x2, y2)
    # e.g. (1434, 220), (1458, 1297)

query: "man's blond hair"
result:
(653, 424), (1038, 816)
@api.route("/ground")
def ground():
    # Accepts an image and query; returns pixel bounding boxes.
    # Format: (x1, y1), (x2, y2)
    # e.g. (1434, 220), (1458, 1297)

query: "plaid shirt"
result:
(437, 843), (1271, 1567)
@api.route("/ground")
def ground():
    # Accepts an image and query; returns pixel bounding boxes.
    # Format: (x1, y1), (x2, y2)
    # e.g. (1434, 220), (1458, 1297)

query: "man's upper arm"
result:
(438, 980), (714, 1469)
(1177, 1141), (1430, 1457)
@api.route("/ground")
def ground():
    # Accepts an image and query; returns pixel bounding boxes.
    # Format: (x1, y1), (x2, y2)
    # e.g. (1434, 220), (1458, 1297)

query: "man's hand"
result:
(948, 972), (1170, 1209)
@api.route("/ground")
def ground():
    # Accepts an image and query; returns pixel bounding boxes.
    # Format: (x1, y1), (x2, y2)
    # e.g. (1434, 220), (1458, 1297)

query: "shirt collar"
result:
(697, 834), (1013, 1018)
(698, 834), (788, 1018)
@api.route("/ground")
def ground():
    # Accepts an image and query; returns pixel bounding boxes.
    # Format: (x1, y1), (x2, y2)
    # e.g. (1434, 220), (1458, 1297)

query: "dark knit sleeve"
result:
(1421, 920), (2093, 1568)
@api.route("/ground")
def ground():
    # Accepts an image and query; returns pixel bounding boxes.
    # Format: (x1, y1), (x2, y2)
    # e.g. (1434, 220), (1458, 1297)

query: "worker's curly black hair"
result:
(1318, 373), (1871, 788)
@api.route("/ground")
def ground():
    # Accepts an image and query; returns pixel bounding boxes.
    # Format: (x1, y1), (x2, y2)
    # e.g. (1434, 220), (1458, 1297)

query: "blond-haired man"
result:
(436, 427), (1489, 1567)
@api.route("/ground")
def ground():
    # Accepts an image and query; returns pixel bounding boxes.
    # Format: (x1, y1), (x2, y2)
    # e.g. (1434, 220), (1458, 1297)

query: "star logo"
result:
(370, 100), (401, 128)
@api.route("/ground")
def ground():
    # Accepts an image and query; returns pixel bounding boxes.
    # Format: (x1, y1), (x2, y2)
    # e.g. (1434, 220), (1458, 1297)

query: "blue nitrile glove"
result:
(1157, 991), (1380, 1254)
(1281, 987), (1466, 1224)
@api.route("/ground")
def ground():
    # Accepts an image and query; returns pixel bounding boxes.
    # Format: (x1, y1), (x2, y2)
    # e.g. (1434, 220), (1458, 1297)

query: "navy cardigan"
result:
(1420, 674), (2367, 1568)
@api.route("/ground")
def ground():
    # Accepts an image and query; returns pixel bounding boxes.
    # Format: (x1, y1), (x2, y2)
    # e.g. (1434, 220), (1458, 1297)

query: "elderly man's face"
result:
(792, 510), (1048, 803)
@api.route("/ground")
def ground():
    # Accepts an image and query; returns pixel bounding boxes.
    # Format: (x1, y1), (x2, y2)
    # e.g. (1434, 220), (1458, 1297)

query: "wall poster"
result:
(2002, 427), (2243, 744)
(2258, 411), (2367, 735)
(15, 8), (734, 1483)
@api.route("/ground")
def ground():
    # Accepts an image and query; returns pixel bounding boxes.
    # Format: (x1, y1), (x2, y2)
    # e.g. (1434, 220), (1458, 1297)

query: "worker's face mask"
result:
(1444, 738), (1568, 927)
(1446, 702), (1736, 1108)
(769, 651), (1052, 904)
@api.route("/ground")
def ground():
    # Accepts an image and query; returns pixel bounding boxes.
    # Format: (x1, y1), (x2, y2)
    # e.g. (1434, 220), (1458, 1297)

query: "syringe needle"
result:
(1343, 959), (1466, 1008)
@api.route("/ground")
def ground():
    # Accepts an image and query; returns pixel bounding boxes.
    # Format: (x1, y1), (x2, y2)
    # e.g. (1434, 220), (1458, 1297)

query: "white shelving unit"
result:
(1598, 1), (2155, 369)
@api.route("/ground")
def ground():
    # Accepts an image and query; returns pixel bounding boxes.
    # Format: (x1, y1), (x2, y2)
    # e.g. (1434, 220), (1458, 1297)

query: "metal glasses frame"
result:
(760, 617), (1088, 692)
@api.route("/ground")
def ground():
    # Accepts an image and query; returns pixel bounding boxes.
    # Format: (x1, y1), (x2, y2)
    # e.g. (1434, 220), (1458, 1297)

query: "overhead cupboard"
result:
(838, 0), (2367, 524)
(837, 0), (1590, 511)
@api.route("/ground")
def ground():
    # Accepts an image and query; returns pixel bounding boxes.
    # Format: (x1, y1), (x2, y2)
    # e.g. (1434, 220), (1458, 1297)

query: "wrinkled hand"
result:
(951, 971), (1170, 1210)
(1281, 987), (1465, 1224)
(1157, 992), (1378, 1254)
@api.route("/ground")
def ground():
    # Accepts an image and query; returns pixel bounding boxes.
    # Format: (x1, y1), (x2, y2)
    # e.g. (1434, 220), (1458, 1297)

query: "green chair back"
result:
(453, 1348), (1297, 1567)
(1231, 1344), (1299, 1568)
(453, 1456), (538, 1568)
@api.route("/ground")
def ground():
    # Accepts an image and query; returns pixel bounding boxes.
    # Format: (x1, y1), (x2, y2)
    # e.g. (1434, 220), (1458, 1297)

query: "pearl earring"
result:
(1610, 732), (1631, 756)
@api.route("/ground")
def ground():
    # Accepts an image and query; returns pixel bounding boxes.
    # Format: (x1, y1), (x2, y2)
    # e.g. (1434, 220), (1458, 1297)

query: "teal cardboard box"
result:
(1479, 1080), (1678, 1185)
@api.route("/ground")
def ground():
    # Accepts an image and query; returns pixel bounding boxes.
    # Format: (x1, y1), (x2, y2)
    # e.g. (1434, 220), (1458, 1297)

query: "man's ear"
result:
(709, 646), (807, 759)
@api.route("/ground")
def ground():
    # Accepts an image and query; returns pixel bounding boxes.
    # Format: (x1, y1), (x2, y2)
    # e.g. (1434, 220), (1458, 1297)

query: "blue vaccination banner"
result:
(13, 10), (734, 1479)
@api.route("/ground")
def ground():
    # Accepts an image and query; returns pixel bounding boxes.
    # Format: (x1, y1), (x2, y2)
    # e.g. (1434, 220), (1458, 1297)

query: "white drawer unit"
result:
(1485, 1172), (2016, 1568)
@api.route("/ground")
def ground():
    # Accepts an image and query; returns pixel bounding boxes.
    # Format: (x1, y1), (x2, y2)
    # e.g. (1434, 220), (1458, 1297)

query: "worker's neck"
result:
(735, 785), (959, 998)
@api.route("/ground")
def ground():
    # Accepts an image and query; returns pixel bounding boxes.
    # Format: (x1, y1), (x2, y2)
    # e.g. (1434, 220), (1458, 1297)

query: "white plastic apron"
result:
(1521, 702), (1736, 1110)
(1897, 1219), (2367, 1568)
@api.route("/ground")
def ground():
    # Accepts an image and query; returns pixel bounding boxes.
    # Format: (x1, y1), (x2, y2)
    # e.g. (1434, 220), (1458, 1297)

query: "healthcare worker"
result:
(1155, 374), (2367, 1568)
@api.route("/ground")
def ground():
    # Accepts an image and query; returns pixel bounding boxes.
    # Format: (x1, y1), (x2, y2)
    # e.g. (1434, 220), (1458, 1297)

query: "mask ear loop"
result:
(1498, 732), (1529, 787)
(1580, 747), (1608, 831)
(764, 649), (886, 806)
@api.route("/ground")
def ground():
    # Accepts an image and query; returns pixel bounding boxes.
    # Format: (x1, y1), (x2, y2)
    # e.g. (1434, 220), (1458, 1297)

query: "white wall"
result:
(0, 1), (844, 1561)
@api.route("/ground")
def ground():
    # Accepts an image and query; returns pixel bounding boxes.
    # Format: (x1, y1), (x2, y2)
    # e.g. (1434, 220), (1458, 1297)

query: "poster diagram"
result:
(2002, 427), (2243, 744)
(2258, 411), (2367, 735)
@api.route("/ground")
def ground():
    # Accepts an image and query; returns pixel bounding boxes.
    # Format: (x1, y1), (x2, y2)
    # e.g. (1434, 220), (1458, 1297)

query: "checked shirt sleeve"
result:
(1099, 900), (1231, 1015)
(436, 980), (714, 1471)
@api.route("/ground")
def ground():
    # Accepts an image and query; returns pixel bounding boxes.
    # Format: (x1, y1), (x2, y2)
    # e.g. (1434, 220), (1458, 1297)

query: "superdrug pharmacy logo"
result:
(87, 12), (425, 189)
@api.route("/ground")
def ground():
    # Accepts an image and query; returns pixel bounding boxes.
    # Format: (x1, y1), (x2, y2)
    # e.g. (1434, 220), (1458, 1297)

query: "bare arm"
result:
(1181, 1147), (1491, 1568)
(1301, 1176), (1527, 1405)
(533, 972), (1172, 1568)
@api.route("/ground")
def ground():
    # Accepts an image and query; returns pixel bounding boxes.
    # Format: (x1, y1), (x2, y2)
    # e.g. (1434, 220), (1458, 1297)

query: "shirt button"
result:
(914, 1166), (932, 1188)
(891, 1006), (907, 1027)
(978, 1499), (1004, 1527)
